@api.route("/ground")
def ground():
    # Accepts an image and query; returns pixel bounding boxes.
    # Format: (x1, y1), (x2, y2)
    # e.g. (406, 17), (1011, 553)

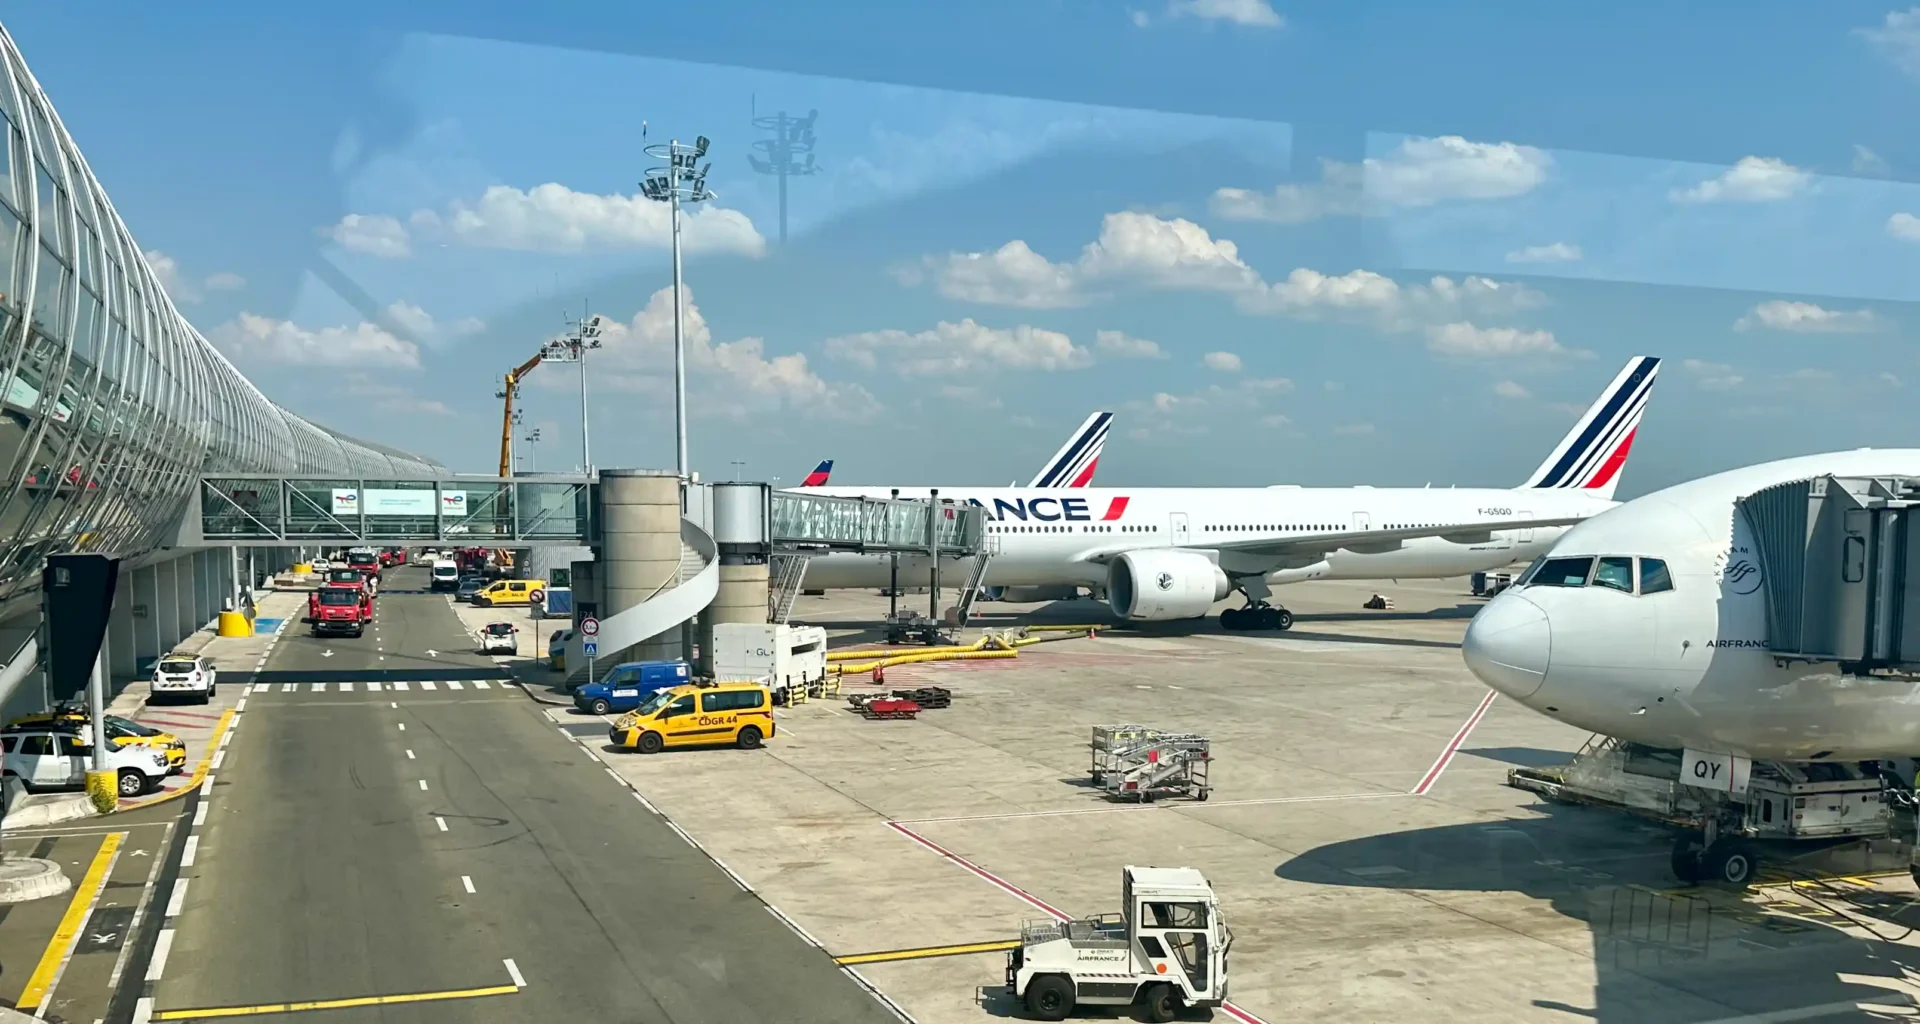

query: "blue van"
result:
(573, 660), (692, 715)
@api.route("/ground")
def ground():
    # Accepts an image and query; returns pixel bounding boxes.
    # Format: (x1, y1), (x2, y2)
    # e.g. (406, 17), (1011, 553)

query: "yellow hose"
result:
(833, 648), (1020, 676)
(1020, 623), (1108, 633)
(827, 634), (1016, 661)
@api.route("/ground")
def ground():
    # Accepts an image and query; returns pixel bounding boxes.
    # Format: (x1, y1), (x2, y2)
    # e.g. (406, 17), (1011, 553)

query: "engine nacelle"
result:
(1108, 550), (1231, 621)
(983, 585), (1082, 603)
(1268, 560), (1332, 586)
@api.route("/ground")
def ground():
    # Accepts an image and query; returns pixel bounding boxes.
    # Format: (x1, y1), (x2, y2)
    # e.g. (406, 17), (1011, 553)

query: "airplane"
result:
(1463, 446), (1920, 763)
(794, 412), (1113, 491)
(803, 356), (1661, 631)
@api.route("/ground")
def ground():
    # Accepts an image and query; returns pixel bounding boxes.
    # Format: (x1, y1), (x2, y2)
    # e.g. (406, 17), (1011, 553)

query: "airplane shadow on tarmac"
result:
(1276, 801), (1920, 1022)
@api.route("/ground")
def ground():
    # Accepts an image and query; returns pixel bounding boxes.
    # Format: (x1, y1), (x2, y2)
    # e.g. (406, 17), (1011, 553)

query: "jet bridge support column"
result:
(600, 469), (685, 663)
(702, 483), (771, 676)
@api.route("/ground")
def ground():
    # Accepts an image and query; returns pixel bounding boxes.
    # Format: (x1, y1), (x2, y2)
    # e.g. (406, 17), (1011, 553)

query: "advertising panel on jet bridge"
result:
(331, 489), (468, 516)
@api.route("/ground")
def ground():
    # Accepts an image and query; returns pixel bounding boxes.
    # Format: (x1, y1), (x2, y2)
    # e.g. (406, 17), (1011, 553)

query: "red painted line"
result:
(884, 820), (1273, 1024)
(1412, 689), (1499, 796)
(137, 717), (217, 732)
(142, 710), (220, 722)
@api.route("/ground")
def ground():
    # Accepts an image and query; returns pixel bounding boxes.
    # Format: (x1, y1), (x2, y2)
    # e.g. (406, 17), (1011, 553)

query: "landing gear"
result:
(1221, 604), (1292, 631)
(1670, 827), (1759, 888)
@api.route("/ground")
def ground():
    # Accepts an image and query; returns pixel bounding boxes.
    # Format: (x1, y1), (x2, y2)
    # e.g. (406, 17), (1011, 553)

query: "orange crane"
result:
(497, 351), (545, 477)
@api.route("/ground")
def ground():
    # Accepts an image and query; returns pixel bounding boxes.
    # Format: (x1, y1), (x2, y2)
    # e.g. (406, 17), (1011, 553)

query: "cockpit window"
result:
(1528, 556), (1594, 588)
(1638, 558), (1674, 594)
(1593, 557), (1634, 593)
(1515, 555), (1547, 586)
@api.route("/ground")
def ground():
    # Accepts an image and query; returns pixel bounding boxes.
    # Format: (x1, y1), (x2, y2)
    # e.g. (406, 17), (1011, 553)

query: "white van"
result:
(430, 559), (460, 591)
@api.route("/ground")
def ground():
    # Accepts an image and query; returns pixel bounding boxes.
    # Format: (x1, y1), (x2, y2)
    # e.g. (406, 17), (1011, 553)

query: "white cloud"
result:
(411, 183), (765, 257)
(908, 212), (1257, 309)
(143, 250), (189, 300)
(1887, 212), (1920, 241)
(1333, 423), (1376, 436)
(1322, 381), (1342, 391)
(1240, 268), (1545, 328)
(585, 287), (875, 419)
(1493, 379), (1531, 400)
(1505, 242), (1582, 264)
(340, 374), (453, 417)
(1166, 0), (1283, 27)
(380, 301), (484, 342)
(1858, 7), (1920, 76)
(1882, 371), (1904, 388)
(209, 313), (422, 368)
(1682, 358), (1743, 391)
(1670, 156), (1810, 204)
(1425, 322), (1563, 358)
(205, 271), (245, 292)
(1210, 136), (1552, 224)
(1733, 299), (1881, 334)
(825, 319), (1092, 377)
(922, 240), (1087, 308)
(1130, 8), (1151, 26)
(324, 213), (412, 258)
(1124, 376), (1293, 439)
(1095, 330), (1167, 359)
(1202, 350), (1243, 372)
(1854, 144), (1892, 176)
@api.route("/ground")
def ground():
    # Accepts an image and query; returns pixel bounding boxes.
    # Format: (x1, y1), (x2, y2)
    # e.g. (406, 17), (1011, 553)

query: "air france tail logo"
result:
(1527, 355), (1659, 490)
(967, 495), (1132, 522)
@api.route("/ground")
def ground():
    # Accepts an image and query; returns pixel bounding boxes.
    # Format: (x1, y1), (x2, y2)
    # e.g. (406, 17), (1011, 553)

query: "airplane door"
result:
(1517, 510), (1534, 544)
(1170, 513), (1190, 546)
(1351, 512), (1370, 532)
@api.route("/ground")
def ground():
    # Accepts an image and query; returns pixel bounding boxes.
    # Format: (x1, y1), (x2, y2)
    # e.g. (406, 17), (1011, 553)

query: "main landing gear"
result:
(1219, 578), (1293, 632)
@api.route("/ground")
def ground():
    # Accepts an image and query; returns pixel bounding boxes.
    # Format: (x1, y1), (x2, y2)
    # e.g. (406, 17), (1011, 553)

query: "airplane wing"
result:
(1068, 514), (1587, 565)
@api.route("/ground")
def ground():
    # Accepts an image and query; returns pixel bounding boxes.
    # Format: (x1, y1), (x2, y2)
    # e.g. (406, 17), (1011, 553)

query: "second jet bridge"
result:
(1740, 474), (1920, 672)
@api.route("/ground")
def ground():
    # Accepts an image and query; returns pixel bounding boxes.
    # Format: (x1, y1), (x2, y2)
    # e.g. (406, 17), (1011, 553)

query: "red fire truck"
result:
(306, 582), (373, 637)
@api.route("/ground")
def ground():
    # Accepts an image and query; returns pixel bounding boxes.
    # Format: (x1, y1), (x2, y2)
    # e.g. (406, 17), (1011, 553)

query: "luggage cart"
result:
(1101, 732), (1211, 803)
(1091, 725), (1163, 785)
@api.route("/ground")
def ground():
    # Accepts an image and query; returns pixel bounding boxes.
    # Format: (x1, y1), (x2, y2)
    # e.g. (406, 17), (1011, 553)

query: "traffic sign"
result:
(582, 640), (599, 658)
(580, 616), (600, 638)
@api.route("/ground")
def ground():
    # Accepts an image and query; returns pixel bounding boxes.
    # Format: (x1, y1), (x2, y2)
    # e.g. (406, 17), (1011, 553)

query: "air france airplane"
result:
(1463, 447), (1920, 763)
(793, 411), (1112, 490)
(806, 357), (1660, 631)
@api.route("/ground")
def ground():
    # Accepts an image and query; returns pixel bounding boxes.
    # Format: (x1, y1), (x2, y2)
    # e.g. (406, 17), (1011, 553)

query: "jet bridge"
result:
(1740, 474), (1920, 672)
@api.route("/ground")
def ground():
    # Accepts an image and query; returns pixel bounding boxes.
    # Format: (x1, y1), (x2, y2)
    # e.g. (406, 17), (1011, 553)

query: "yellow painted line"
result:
(119, 708), (236, 812)
(18, 831), (126, 1012)
(834, 939), (1020, 965)
(153, 983), (522, 1019)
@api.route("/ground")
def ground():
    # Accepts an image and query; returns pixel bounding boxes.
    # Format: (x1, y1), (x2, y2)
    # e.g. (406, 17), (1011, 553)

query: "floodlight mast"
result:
(748, 108), (818, 244)
(641, 134), (717, 486)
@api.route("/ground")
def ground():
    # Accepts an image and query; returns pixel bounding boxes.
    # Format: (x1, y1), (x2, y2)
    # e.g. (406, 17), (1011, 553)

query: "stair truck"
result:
(306, 583), (373, 638)
(1009, 865), (1231, 1022)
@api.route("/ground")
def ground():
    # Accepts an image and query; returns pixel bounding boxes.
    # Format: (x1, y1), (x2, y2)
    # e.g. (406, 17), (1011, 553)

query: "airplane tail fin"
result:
(1518, 355), (1660, 501)
(1029, 411), (1112, 488)
(799, 460), (833, 487)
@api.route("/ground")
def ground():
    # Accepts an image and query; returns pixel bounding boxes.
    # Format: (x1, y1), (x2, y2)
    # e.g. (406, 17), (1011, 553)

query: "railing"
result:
(769, 491), (984, 554)
(193, 475), (594, 545)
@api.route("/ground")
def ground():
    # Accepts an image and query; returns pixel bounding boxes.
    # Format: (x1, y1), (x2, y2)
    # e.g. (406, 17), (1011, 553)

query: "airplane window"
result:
(1515, 555), (1547, 585)
(1639, 558), (1674, 594)
(1593, 556), (1634, 593)
(1530, 556), (1594, 587)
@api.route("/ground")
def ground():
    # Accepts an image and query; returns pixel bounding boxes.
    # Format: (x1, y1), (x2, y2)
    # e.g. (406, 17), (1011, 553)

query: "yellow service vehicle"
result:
(472, 578), (547, 608)
(609, 682), (774, 754)
(4, 705), (188, 773)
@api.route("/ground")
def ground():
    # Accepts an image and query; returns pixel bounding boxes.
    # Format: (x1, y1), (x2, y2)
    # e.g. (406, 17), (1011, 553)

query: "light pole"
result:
(523, 427), (542, 472)
(748, 108), (818, 245)
(540, 312), (603, 475)
(507, 408), (524, 474)
(730, 460), (745, 481)
(640, 134), (717, 486)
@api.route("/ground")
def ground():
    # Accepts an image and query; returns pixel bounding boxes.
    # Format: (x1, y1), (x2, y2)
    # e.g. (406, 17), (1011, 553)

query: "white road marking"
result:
(418, 780), (428, 791)
(243, 684), (255, 695)
(420, 681), (436, 691)
(435, 817), (448, 832)
(461, 875), (476, 894)
(235, 698), (247, 712)
(473, 680), (491, 689)
(182, 836), (199, 867)
(219, 732), (233, 750)
(365, 682), (381, 692)
(406, 750), (415, 760)
(211, 751), (225, 770)
(397, 723), (406, 732)
(132, 996), (155, 1023)
(339, 682), (354, 692)
(393, 681), (410, 691)
(503, 959), (526, 988)
(446, 680), (463, 691)
(164, 879), (189, 918)
(199, 776), (215, 795)
(192, 803), (208, 827)
(281, 683), (295, 693)
(311, 683), (326, 693)
(144, 929), (174, 982)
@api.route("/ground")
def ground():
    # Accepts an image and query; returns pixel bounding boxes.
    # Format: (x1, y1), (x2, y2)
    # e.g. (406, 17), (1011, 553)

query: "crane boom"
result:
(498, 352), (546, 477)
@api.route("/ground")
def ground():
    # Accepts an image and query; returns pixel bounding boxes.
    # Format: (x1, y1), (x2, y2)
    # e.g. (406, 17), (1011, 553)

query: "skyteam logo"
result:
(1156, 572), (1174, 591)
(1715, 544), (1763, 596)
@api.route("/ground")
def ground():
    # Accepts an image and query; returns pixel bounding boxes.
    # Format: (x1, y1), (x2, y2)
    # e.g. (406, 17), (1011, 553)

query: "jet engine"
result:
(1268, 560), (1332, 586)
(1108, 550), (1231, 621)
(983, 585), (1082, 603)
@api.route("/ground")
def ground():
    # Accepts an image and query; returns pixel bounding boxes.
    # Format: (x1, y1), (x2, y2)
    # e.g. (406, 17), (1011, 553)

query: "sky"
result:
(9, 1), (1920, 498)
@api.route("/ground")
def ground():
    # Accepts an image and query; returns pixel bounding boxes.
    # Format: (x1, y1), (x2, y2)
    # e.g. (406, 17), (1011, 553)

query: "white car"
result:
(481, 622), (519, 655)
(310, 556), (331, 572)
(2, 724), (170, 797)
(152, 654), (216, 703)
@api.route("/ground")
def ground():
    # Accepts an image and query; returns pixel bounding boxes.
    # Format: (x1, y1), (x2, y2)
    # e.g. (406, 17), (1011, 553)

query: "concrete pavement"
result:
(141, 566), (902, 1023)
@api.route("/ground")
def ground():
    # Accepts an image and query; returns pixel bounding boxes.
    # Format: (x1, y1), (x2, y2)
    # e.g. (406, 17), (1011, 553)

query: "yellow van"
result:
(609, 682), (774, 754)
(472, 579), (547, 608)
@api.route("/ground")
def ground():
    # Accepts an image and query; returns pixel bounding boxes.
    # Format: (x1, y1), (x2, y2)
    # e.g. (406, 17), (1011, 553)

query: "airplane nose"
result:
(1463, 593), (1551, 699)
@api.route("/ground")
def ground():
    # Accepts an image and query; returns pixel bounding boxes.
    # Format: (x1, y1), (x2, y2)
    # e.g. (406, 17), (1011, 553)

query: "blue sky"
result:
(9, 1), (1920, 497)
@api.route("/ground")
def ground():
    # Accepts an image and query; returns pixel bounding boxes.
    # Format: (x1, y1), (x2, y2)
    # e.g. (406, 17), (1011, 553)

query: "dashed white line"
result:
(632, 790), (660, 815)
(473, 680), (491, 689)
(199, 775), (215, 796)
(435, 817), (448, 832)
(394, 681), (410, 691)
(338, 682), (354, 693)
(235, 698), (247, 712)
(503, 958), (526, 988)
(461, 875), (476, 894)
(446, 680), (463, 691)
(164, 879), (189, 918)
(144, 929), (174, 982)
(397, 723), (406, 732)
(311, 683), (326, 693)
(406, 750), (416, 760)
(418, 780), (428, 791)
(584, 748), (602, 763)
(193, 802), (208, 827)
(280, 683), (295, 693)
(181, 836), (199, 867)
(420, 681), (437, 691)
(133, 996), (154, 1024)
(211, 751), (225, 770)
(219, 731), (233, 750)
